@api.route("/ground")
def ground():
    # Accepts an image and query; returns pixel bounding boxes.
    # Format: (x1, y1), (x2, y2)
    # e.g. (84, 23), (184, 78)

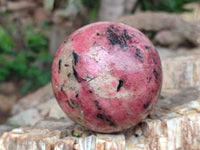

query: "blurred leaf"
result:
(73, 131), (80, 137)
(20, 65), (51, 94)
(0, 55), (10, 81)
(24, 28), (48, 53)
(89, 6), (98, 22)
(81, 0), (100, 9)
(81, 0), (101, 22)
(137, 0), (199, 13)
(0, 27), (14, 53)
(9, 55), (27, 78)
(0, 23), (51, 94)
(0, 68), (9, 81)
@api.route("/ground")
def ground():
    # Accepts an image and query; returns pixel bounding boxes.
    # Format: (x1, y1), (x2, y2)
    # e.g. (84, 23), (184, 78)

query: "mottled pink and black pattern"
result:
(51, 22), (162, 133)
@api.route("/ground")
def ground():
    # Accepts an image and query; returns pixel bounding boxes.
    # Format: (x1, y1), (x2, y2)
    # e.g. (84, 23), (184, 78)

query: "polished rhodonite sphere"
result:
(51, 22), (162, 133)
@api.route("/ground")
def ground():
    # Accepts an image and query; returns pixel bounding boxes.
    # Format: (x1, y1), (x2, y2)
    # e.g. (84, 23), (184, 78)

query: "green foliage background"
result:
(135, 0), (199, 12)
(0, 26), (52, 94)
(81, 0), (101, 22)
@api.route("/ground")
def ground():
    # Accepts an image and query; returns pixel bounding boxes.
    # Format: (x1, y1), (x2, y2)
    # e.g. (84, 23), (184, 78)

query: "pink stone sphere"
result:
(51, 22), (162, 133)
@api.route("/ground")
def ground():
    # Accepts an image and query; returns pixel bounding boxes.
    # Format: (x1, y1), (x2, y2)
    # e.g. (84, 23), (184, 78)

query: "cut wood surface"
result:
(162, 55), (200, 89)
